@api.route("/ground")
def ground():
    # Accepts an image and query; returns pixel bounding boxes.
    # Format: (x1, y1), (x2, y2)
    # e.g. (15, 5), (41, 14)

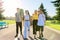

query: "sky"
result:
(2, 0), (56, 17)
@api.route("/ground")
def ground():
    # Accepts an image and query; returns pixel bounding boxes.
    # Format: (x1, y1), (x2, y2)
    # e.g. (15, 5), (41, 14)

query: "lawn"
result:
(45, 20), (60, 31)
(0, 20), (15, 25)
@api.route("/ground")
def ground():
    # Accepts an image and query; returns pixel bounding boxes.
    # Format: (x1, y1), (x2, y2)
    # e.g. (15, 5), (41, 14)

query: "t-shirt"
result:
(32, 13), (38, 20)
(37, 13), (46, 26)
(15, 13), (22, 22)
(24, 15), (30, 20)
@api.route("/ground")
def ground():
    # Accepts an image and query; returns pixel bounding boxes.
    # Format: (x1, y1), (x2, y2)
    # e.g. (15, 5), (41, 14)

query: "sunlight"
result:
(2, 0), (22, 17)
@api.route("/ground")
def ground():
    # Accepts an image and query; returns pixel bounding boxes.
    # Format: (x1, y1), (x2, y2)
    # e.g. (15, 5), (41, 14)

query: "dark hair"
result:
(17, 8), (19, 9)
(25, 10), (30, 15)
(28, 11), (30, 17)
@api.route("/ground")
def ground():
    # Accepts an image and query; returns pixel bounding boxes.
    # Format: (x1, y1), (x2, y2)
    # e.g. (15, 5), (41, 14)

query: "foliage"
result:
(0, 0), (4, 20)
(52, 0), (60, 22)
(46, 20), (60, 30)
(38, 3), (48, 20)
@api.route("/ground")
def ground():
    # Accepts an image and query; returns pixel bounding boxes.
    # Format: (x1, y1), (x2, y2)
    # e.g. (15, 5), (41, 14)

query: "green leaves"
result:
(52, 0), (60, 21)
(39, 3), (48, 20)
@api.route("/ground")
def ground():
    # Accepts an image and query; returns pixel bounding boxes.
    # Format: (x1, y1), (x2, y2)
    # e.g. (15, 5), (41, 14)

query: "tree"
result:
(52, 15), (57, 20)
(20, 9), (24, 17)
(19, 9), (24, 20)
(0, 0), (4, 20)
(52, 0), (60, 22)
(38, 3), (48, 20)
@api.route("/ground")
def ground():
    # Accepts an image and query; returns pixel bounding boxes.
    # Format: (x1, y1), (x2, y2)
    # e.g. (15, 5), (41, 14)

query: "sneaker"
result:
(34, 38), (36, 40)
(15, 35), (18, 38)
(41, 37), (44, 40)
(34, 36), (36, 39)
(24, 38), (28, 40)
(41, 34), (43, 37)
(18, 38), (20, 40)
(38, 36), (42, 39)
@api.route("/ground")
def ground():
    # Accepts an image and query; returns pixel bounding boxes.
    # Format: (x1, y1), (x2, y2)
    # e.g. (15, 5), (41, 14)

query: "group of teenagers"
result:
(15, 8), (46, 40)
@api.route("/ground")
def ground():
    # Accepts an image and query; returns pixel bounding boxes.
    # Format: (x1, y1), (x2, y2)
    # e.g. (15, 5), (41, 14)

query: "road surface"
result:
(0, 24), (60, 40)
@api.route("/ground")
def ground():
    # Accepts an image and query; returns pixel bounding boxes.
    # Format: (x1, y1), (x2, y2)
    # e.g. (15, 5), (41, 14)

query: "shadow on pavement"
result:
(29, 36), (48, 40)
(14, 37), (20, 40)
(41, 38), (48, 40)
(29, 36), (34, 40)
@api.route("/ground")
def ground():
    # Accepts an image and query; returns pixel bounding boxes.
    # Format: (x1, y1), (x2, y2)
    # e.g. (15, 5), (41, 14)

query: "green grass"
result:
(45, 20), (60, 31)
(0, 20), (15, 25)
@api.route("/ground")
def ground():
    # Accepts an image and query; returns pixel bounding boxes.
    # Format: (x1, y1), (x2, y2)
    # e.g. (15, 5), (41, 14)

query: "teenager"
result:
(15, 8), (22, 37)
(32, 10), (38, 39)
(37, 9), (46, 39)
(23, 10), (30, 40)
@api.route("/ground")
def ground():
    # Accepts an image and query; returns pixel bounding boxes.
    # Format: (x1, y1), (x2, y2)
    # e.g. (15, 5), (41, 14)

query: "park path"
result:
(0, 24), (60, 40)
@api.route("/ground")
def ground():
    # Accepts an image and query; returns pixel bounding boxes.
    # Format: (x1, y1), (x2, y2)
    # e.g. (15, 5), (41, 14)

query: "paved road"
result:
(0, 24), (60, 40)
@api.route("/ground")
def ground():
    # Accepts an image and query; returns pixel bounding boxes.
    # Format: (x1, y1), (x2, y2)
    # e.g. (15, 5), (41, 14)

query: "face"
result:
(40, 10), (43, 14)
(38, 10), (40, 14)
(25, 10), (29, 15)
(17, 8), (20, 12)
(35, 10), (37, 14)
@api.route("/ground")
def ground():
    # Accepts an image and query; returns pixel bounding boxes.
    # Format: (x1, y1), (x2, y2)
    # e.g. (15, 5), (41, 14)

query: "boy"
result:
(15, 8), (22, 37)
(37, 9), (46, 39)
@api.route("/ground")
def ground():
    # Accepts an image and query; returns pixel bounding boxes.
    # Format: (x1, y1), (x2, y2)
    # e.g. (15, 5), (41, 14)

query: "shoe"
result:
(24, 38), (28, 40)
(41, 37), (44, 40)
(34, 36), (36, 39)
(15, 35), (18, 38)
(38, 36), (42, 39)
(40, 33), (43, 37)
(18, 38), (20, 40)
(34, 38), (36, 40)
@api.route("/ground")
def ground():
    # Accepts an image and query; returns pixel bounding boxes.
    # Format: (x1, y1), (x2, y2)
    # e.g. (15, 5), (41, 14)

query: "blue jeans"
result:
(24, 21), (30, 38)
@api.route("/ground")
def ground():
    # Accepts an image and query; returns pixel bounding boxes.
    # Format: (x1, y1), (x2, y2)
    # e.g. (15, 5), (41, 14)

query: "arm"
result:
(43, 14), (46, 23)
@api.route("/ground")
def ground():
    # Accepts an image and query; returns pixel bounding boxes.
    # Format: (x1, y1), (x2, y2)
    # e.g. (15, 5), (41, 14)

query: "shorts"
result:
(37, 26), (44, 32)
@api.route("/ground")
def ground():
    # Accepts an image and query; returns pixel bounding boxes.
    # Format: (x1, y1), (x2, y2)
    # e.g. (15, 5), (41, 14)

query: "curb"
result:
(45, 26), (60, 34)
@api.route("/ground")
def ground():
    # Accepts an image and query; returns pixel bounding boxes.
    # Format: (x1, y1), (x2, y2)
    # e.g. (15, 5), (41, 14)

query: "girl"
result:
(32, 10), (38, 39)
(24, 10), (30, 40)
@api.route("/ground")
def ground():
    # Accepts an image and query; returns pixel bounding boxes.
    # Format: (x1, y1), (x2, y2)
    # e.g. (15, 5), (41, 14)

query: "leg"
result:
(28, 21), (30, 37)
(24, 26), (27, 38)
(19, 22), (22, 35)
(39, 26), (41, 39)
(41, 26), (44, 37)
(33, 20), (36, 39)
(34, 26), (37, 39)
(33, 26), (36, 39)
(15, 22), (19, 37)
(24, 21), (28, 39)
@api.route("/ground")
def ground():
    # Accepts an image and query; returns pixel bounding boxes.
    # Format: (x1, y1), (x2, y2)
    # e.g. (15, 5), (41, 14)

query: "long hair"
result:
(25, 10), (30, 16)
